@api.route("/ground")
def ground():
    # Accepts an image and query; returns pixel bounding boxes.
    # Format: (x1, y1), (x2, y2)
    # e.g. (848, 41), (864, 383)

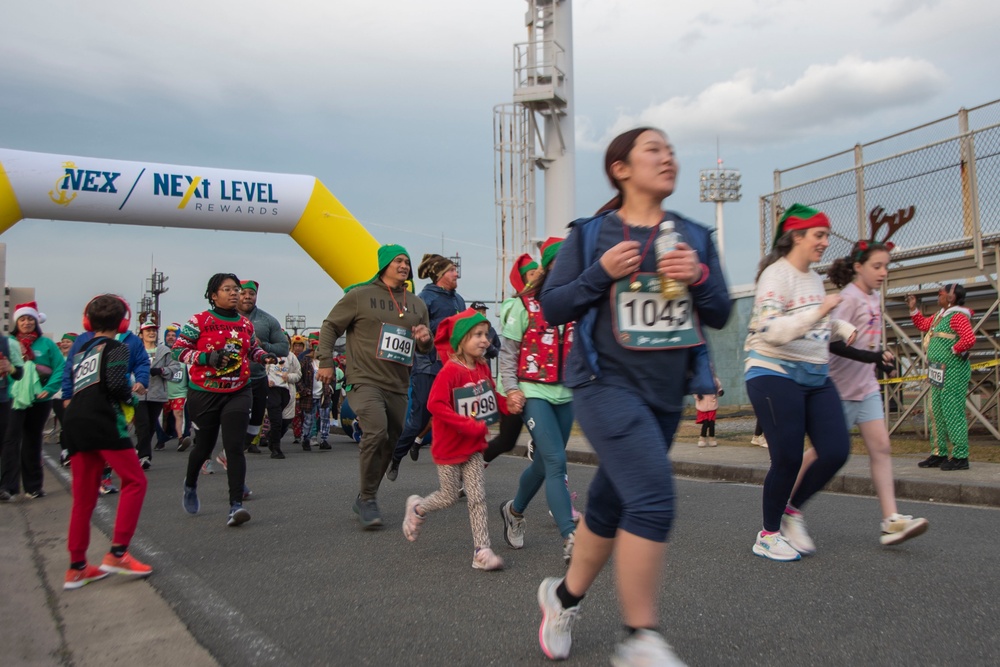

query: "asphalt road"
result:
(86, 433), (1000, 666)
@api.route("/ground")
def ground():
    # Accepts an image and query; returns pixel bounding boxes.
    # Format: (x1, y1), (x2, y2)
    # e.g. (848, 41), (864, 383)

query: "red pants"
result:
(67, 449), (147, 563)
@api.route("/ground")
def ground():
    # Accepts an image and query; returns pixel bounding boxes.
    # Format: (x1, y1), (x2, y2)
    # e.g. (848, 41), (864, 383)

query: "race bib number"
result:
(72, 346), (103, 394)
(169, 369), (184, 383)
(612, 274), (702, 350)
(377, 323), (415, 366)
(928, 362), (945, 388)
(453, 380), (499, 425)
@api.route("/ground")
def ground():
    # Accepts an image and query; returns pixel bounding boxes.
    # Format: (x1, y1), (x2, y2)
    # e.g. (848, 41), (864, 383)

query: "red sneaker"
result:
(64, 564), (110, 590)
(99, 552), (153, 578)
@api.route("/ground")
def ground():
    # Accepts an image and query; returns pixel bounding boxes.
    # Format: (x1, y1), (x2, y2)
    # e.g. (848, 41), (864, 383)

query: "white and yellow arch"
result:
(0, 148), (380, 287)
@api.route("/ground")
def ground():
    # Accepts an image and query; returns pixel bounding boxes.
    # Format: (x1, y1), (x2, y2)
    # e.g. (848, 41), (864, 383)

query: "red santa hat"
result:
(13, 301), (46, 324)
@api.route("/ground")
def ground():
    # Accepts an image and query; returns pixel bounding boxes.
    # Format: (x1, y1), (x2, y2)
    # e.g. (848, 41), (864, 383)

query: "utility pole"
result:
(145, 268), (169, 327)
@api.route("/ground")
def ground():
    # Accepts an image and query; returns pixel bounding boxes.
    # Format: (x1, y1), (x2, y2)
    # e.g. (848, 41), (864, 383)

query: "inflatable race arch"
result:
(0, 148), (381, 288)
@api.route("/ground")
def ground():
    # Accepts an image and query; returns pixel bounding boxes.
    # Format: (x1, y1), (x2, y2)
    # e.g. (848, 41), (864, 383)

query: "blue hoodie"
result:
(61, 330), (149, 399)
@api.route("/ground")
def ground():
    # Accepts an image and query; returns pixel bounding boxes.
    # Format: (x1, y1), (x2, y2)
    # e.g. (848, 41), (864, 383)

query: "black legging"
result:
(483, 411), (525, 463)
(266, 386), (291, 449)
(185, 388), (252, 504)
(133, 401), (165, 459)
(700, 420), (716, 438)
(0, 400), (47, 494)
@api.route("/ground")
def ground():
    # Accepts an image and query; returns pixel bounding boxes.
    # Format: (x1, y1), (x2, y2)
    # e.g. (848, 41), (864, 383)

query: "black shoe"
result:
(25, 489), (46, 499)
(386, 462), (399, 482)
(154, 442), (166, 451)
(941, 457), (969, 471)
(409, 444), (420, 461)
(353, 495), (383, 529)
(0, 490), (13, 502)
(918, 454), (947, 468)
(302, 440), (312, 452)
(246, 443), (262, 454)
(177, 436), (192, 452)
(270, 448), (286, 460)
(139, 457), (151, 470)
(319, 441), (332, 450)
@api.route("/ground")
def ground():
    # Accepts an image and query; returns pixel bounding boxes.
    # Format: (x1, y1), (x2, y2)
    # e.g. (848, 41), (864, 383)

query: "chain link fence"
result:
(761, 100), (1000, 264)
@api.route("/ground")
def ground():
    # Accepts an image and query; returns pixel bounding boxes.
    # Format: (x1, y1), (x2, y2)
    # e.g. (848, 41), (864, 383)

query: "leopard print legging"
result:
(420, 453), (490, 549)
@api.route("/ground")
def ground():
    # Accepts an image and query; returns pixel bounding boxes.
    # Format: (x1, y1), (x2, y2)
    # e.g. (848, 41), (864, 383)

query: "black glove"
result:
(149, 367), (164, 377)
(206, 351), (230, 369)
(261, 354), (278, 365)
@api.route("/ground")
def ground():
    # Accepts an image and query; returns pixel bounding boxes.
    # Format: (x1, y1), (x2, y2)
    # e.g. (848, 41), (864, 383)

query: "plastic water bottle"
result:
(654, 220), (685, 299)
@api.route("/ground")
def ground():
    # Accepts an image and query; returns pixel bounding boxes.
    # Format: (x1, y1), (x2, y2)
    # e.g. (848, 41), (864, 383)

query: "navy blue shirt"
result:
(541, 211), (731, 414)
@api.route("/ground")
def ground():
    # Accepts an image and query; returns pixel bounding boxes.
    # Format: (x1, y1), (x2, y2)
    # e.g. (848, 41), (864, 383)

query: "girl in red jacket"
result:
(402, 309), (508, 571)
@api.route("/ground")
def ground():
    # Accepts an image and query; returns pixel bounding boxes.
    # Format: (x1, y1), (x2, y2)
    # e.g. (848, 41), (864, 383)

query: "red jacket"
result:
(428, 357), (507, 465)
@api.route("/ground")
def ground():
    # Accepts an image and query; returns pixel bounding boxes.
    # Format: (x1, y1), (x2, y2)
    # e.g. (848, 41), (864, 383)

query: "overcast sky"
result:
(2, 0), (998, 339)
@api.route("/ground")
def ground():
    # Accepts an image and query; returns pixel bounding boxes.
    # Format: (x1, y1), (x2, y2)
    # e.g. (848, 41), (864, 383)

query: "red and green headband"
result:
(773, 204), (830, 249)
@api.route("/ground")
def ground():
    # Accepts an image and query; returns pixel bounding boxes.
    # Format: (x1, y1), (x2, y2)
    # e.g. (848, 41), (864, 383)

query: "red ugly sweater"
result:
(172, 308), (269, 393)
(427, 357), (508, 465)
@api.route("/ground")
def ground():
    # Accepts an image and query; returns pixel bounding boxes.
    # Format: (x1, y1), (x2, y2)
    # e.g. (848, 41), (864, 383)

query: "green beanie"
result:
(345, 244), (411, 293)
(240, 280), (259, 293)
(449, 309), (489, 351)
(540, 237), (564, 269)
(61, 332), (78, 342)
(518, 261), (539, 277)
(773, 204), (830, 249)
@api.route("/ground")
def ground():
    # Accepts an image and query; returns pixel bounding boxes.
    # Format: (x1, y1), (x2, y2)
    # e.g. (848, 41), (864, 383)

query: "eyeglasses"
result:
(219, 286), (242, 294)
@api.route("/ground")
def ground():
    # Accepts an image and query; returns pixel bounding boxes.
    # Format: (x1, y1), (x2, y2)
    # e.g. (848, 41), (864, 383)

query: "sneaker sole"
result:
(537, 579), (570, 660)
(499, 501), (524, 549)
(99, 564), (152, 577)
(64, 572), (111, 589)
(227, 509), (251, 527)
(752, 543), (801, 561)
(880, 518), (929, 545)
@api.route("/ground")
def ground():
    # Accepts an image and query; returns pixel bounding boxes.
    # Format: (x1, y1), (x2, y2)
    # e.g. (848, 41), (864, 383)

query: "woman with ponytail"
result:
(745, 204), (857, 562)
(532, 128), (729, 665)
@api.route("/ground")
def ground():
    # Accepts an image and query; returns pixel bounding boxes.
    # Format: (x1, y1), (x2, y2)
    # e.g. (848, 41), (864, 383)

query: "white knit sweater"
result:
(745, 258), (856, 367)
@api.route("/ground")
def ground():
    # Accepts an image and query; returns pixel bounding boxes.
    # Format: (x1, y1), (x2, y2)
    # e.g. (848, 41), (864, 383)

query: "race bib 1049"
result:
(612, 274), (702, 350)
(377, 323), (415, 366)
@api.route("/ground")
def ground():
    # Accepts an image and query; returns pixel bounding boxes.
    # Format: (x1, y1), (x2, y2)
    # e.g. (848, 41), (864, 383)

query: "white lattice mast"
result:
(515, 0), (575, 239)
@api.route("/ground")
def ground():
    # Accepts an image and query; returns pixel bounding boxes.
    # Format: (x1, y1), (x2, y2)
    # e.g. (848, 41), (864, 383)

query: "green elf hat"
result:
(773, 204), (830, 249)
(307, 332), (320, 346)
(240, 280), (259, 293)
(344, 243), (411, 293)
(434, 308), (489, 358)
(540, 237), (564, 269)
(61, 332), (78, 342)
(519, 260), (539, 277)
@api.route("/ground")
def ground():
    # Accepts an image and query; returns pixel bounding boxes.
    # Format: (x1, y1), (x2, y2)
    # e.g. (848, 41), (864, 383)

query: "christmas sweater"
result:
(427, 357), (507, 465)
(172, 308), (269, 393)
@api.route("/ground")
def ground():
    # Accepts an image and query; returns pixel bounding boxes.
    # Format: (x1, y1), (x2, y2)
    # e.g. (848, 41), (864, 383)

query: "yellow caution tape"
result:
(877, 358), (1000, 384)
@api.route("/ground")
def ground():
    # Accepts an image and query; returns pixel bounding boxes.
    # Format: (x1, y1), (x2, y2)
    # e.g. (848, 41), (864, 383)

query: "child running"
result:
(797, 240), (928, 545)
(402, 308), (507, 571)
(62, 295), (152, 589)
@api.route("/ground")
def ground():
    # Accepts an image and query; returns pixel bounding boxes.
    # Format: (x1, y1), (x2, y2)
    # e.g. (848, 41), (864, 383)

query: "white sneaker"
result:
(612, 629), (687, 667)
(880, 513), (929, 545)
(708, 438), (717, 447)
(750, 434), (763, 446)
(537, 577), (579, 660)
(499, 500), (525, 549)
(752, 531), (801, 562)
(402, 495), (425, 542)
(472, 547), (504, 571)
(780, 512), (816, 555)
(698, 437), (707, 448)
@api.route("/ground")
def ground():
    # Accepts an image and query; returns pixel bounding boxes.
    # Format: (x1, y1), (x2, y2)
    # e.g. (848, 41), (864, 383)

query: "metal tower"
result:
(494, 0), (575, 299)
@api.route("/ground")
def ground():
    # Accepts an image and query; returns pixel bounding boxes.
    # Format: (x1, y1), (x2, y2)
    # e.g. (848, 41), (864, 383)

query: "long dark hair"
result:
(205, 273), (240, 307)
(755, 230), (807, 282)
(828, 242), (892, 289)
(595, 127), (665, 215)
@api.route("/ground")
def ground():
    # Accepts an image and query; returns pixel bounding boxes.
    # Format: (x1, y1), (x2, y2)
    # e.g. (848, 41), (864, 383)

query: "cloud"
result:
(873, 0), (941, 23)
(577, 56), (947, 149)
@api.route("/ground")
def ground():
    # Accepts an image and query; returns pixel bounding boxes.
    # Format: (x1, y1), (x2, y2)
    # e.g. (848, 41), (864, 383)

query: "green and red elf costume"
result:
(910, 301), (975, 467)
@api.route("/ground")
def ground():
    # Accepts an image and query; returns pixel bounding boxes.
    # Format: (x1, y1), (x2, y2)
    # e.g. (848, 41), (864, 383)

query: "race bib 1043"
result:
(376, 323), (415, 366)
(612, 274), (703, 350)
